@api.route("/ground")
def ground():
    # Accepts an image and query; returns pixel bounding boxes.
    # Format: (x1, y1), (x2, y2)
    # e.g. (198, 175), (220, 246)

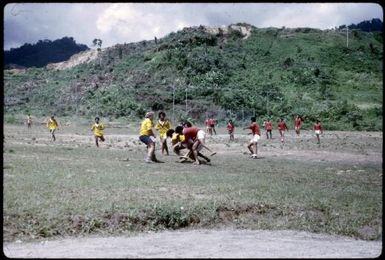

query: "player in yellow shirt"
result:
(166, 128), (186, 156)
(139, 112), (163, 163)
(91, 117), (105, 147)
(47, 115), (59, 141)
(155, 111), (172, 155)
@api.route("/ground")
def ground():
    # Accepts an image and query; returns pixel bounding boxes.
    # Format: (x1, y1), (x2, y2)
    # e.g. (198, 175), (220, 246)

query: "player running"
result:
(243, 117), (261, 159)
(47, 115), (59, 141)
(91, 117), (105, 147)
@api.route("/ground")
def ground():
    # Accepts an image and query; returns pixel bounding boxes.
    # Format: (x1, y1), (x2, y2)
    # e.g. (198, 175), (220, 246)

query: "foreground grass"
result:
(3, 125), (382, 242)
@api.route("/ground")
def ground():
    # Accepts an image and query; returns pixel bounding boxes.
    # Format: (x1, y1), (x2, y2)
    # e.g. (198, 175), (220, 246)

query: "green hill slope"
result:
(4, 24), (383, 130)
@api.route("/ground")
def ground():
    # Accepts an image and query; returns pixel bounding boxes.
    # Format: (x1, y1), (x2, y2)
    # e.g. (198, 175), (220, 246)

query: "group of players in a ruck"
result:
(137, 112), (323, 164)
(26, 112), (323, 165)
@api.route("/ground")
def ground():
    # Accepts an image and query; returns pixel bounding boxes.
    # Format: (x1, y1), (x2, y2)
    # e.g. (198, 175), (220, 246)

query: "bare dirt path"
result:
(3, 228), (382, 258)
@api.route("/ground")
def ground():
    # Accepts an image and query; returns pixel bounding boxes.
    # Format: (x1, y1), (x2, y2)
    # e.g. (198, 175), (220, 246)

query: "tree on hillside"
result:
(339, 18), (383, 32)
(92, 38), (103, 51)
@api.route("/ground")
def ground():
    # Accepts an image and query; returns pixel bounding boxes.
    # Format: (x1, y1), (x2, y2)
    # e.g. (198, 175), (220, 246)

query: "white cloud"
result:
(96, 3), (200, 44)
(256, 3), (382, 29)
(97, 4), (151, 44)
(176, 21), (188, 30)
(4, 3), (383, 50)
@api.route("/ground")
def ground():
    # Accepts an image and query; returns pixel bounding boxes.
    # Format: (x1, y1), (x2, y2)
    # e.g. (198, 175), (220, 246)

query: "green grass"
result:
(3, 124), (382, 242)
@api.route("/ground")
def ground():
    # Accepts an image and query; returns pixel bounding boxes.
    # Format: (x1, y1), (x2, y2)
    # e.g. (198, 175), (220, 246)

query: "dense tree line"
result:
(4, 37), (89, 68)
(339, 18), (383, 32)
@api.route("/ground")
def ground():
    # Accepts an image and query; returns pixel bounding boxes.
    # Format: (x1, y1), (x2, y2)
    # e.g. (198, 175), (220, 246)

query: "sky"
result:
(3, 2), (383, 50)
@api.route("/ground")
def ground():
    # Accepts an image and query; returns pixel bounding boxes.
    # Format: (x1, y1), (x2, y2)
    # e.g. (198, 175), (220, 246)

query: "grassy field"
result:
(3, 122), (382, 242)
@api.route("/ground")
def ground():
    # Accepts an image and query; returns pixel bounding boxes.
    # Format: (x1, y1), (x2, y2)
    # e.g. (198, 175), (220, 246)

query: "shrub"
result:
(4, 114), (17, 124)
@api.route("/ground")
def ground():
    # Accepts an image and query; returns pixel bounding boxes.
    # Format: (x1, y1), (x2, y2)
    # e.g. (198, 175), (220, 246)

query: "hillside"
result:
(4, 37), (89, 68)
(4, 24), (383, 130)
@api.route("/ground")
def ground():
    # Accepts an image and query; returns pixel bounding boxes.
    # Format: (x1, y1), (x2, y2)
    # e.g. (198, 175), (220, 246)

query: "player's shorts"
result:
(315, 130), (321, 135)
(139, 135), (155, 145)
(295, 127), (300, 130)
(197, 130), (206, 141)
(250, 134), (260, 143)
(159, 133), (167, 141)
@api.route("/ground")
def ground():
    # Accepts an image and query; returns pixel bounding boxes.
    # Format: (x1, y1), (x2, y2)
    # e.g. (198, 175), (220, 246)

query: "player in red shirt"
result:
(277, 118), (288, 142)
(226, 119), (235, 141)
(264, 119), (273, 139)
(313, 120), (323, 145)
(175, 126), (216, 165)
(205, 118), (212, 136)
(243, 117), (260, 159)
(294, 115), (302, 137)
(209, 118), (217, 135)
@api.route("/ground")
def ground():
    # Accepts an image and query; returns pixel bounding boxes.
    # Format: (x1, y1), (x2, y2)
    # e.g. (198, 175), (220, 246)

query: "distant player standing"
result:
(205, 118), (212, 136)
(91, 117), (105, 147)
(47, 115), (59, 141)
(209, 117), (217, 135)
(26, 114), (32, 129)
(277, 118), (288, 142)
(313, 120), (323, 145)
(264, 118), (273, 139)
(243, 117), (261, 159)
(226, 119), (235, 141)
(294, 115), (302, 137)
